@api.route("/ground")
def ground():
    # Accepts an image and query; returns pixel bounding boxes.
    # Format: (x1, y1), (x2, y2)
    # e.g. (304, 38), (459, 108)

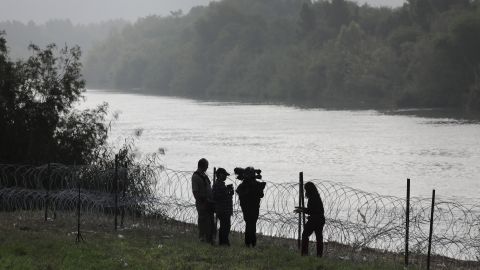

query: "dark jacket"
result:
(191, 171), (213, 212)
(212, 181), (234, 216)
(236, 179), (265, 213)
(305, 194), (325, 223)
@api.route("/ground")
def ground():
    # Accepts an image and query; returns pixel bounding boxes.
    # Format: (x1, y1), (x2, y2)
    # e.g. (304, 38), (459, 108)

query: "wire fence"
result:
(1, 162), (479, 268)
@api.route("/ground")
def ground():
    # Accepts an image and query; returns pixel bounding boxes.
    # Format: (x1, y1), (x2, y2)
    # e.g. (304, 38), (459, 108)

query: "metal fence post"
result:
(298, 172), (305, 253)
(300, 172), (305, 226)
(298, 172), (304, 252)
(405, 178), (410, 268)
(427, 189), (436, 270)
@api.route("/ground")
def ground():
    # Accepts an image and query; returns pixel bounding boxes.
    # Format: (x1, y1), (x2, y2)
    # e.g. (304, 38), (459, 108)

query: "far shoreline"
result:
(85, 88), (480, 122)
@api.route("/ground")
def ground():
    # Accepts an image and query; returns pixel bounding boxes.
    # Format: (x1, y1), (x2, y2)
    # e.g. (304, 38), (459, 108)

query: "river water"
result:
(82, 90), (480, 202)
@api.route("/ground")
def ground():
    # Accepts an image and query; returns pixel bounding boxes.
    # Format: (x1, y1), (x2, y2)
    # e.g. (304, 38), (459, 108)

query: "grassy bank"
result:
(0, 212), (410, 270)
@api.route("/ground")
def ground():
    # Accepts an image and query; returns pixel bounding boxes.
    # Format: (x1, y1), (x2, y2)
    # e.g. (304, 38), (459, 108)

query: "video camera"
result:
(234, 167), (262, 181)
(234, 167), (266, 199)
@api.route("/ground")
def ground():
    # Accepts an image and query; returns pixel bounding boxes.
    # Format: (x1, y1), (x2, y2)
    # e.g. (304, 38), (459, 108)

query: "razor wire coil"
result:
(0, 163), (479, 264)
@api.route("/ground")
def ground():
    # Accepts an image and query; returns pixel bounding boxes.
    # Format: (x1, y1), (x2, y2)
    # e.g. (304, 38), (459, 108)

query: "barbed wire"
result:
(0, 163), (479, 265)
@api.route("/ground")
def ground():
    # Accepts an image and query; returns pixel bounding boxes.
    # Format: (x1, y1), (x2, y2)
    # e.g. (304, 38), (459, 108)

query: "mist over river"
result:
(82, 90), (480, 202)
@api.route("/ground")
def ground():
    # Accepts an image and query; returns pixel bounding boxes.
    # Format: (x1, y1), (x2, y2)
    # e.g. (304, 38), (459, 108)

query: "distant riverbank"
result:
(90, 88), (480, 121)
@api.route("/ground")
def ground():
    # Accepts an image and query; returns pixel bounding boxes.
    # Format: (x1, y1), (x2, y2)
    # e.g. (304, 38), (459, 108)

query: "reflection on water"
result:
(81, 90), (480, 202)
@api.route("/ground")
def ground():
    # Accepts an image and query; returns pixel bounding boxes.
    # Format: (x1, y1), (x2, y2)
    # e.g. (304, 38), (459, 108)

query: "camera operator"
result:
(212, 168), (234, 246)
(235, 167), (266, 247)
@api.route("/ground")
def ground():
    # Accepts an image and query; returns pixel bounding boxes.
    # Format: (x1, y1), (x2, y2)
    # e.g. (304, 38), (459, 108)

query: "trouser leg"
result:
(245, 219), (256, 246)
(218, 215), (231, 245)
(244, 219), (251, 246)
(314, 223), (324, 257)
(218, 215), (225, 245)
(247, 220), (255, 246)
(205, 211), (215, 244)
(224, 216), (231, 245)
(251, 217), (258, 247)
(244, 211), (259, 247)
(212, 212), (217, 243)
(302, 220), (315, 256)
(197, 214), (202, 239)
(251, 211), (259, 247)
(197, 210), (207, 241)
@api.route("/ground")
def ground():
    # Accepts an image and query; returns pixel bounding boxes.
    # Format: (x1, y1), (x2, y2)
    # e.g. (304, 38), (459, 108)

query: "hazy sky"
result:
(0, 0), (406, 24)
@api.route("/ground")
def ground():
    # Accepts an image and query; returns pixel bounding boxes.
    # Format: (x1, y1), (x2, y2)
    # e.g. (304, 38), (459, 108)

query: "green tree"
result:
(0, 32), (109, 164)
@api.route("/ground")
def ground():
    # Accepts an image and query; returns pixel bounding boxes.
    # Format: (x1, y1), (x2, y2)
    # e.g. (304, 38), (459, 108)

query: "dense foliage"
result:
(0, 32), (109, 164)
(85, 0), (480, 111)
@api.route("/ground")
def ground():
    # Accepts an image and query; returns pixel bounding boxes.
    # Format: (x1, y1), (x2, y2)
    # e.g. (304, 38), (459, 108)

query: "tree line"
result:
(83, 0), (480, 111)
(0, 19), (127, 60)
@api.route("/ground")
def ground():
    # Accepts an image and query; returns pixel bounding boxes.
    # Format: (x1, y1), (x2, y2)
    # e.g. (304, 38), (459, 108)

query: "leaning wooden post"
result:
(427, 189), (436, 270)
(405, 178), (410, 268)
(114, 155), (119, 231)
(44, 163), (51, 221)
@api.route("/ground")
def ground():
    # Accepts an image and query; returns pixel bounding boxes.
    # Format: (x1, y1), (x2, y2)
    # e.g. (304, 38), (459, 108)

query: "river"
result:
(81, 90), (480, 202)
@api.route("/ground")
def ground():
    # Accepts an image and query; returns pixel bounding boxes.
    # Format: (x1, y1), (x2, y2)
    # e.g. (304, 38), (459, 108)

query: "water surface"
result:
(82, 90), (480, 202)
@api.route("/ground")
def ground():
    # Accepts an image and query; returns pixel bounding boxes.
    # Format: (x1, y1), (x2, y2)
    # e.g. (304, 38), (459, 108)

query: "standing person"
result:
(191, 158), (215, 244)
(236, 167), (265, 247)
(212, 168), (234, 246)
(294, 182), (326, 257)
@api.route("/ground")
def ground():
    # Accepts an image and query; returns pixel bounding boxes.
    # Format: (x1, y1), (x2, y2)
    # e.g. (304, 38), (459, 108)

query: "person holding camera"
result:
(235, 167), (266, 247)
(212, 168), (234, 246)
(294, 182), (325, 257)
(191, 158), (215, 244)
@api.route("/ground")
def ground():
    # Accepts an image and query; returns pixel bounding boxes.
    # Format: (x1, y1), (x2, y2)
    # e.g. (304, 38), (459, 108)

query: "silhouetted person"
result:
(191, 158), (215, 244)
(212, 168), (234, 246)
(236, 167), (265, 247)
(295, 182), (325, 257)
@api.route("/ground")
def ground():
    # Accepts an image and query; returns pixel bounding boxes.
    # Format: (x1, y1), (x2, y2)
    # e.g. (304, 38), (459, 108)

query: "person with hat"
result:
(212, 167), (234, 246)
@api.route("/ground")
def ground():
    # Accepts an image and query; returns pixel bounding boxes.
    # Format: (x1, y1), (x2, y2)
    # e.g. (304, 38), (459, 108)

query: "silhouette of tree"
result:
(0, 32), (108, 164)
